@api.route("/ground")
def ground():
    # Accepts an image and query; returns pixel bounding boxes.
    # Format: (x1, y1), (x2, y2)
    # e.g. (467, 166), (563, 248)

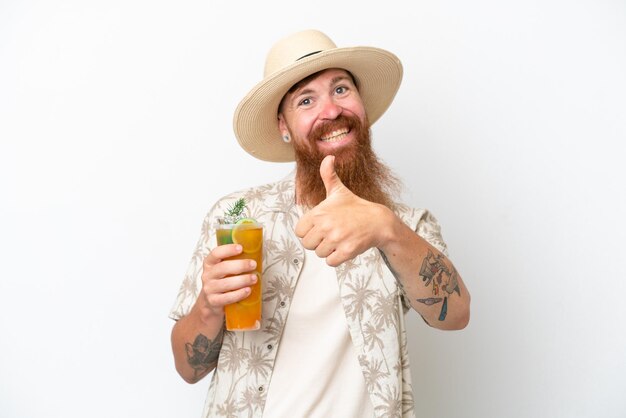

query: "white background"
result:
(1, 1), (625, 417)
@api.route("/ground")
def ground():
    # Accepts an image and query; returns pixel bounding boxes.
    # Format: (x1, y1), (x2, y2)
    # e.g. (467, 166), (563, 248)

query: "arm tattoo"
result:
(416, 297), (443, 306)
(185, 328), (224, 379)
(382, 246), (462, 322)
(418, 249), (461, 321)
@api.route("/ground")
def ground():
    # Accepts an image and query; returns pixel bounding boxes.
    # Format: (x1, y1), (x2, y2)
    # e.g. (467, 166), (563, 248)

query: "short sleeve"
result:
(415, 210), (449, 257)
(168, 207), (215, 321)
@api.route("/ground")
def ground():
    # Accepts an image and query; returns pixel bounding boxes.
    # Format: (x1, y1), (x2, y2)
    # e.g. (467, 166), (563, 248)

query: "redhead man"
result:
(170, 29), (470, 418)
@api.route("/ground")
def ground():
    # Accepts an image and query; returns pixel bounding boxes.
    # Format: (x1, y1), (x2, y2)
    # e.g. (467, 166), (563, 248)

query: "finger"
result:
(314, 238), (336, 259)
(319, 155), (345, 196)
(205, 258), (257, 281)
(204, 244), (243, 266)
(207, 272), (259, 307)
(208, 272), (258, 296)
(300, 225), (324, 250)
(324, 249), (346, 267)
(216, 258), (257, 278)
(295, 213), (314, 238)
(208, 286), (253, 307)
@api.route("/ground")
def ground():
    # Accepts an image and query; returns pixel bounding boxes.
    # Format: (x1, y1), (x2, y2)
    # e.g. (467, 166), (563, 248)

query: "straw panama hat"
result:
(232, 29), (403, 162)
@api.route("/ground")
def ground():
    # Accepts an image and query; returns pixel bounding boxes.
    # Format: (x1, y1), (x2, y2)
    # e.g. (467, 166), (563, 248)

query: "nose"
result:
(319, 97), (343, 120)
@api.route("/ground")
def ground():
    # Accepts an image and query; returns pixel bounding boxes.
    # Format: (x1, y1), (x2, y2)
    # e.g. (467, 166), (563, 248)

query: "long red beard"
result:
(293, 114), (401, 209)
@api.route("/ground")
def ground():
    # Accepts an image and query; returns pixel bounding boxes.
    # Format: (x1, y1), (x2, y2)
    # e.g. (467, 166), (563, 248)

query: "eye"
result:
(298, 97), (312, 107)
(335, 86), (347, 95)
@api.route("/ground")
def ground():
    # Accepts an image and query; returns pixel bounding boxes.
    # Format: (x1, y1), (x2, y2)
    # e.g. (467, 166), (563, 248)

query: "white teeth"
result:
(320, 129), (349, 142)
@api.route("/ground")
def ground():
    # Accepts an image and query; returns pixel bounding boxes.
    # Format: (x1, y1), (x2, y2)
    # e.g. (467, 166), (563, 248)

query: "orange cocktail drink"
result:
(215, 221), (263, 331)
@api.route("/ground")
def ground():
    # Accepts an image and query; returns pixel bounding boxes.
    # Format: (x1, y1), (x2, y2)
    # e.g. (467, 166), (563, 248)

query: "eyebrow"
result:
(290, 75), (353, 101)
(330, 75), (352, 85)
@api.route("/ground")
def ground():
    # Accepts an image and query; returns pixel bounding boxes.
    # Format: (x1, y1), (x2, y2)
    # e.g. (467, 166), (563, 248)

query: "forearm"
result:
(171, 300), (225, 384)
(378, 209), (471, 330)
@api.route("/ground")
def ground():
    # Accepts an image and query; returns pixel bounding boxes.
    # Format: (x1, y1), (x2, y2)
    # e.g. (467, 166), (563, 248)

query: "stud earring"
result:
(282, 134), (291, 143)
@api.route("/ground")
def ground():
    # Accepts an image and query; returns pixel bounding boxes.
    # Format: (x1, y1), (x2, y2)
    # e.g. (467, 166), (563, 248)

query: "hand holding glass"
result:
(215, 222), (263, 331)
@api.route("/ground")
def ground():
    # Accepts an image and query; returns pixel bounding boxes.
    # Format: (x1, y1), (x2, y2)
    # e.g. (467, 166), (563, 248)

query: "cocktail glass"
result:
(215, 221), (263, 331)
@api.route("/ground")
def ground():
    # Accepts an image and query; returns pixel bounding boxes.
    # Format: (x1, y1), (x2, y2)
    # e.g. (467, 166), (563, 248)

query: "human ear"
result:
(277, 114), (289, 137)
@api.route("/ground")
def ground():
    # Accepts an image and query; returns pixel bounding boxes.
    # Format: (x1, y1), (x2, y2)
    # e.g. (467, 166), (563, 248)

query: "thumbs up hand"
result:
(319, 154), (346, 196)
(295, 155), (393, 267)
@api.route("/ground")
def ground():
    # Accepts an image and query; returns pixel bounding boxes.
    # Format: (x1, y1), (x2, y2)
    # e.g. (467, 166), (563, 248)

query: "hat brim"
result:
(233, 46), (403, 162)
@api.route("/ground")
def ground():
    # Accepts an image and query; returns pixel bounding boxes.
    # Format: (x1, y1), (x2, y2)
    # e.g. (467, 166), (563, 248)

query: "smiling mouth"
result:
(320, 128), (350, 143)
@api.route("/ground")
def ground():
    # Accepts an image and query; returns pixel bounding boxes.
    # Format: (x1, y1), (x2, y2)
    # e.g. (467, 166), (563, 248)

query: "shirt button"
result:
(267, 344), (273, 350)
(258, 386), (264, 392)
(293, 258), (299, 264)
(279, 301), (286, 307)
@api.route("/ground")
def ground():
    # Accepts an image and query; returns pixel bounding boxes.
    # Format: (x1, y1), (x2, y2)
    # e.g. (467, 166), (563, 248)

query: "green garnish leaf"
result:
(224, 198), (248, 223)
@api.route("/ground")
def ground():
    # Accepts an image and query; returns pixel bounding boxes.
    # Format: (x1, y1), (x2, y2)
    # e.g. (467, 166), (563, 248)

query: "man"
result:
(170, 29), (470, 418)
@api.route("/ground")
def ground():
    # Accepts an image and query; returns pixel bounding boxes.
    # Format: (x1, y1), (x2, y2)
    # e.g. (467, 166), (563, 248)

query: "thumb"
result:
(320, 155), (344, 196)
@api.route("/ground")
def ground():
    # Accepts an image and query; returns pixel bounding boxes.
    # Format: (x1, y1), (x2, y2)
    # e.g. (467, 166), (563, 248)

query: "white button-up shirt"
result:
(169, 175), (448, 418)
